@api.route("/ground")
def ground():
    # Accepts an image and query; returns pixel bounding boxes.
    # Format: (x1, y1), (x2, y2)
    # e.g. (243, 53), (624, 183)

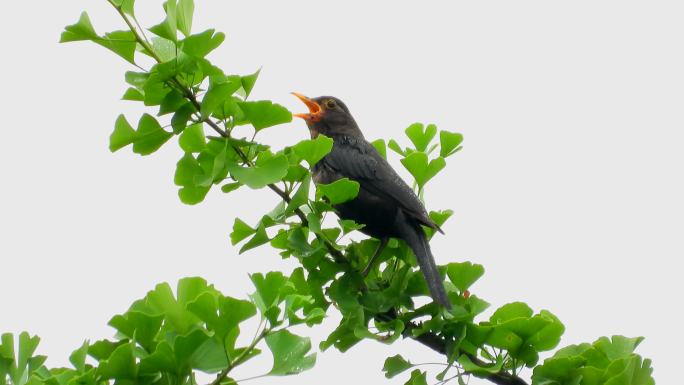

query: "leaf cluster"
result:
(2, 275), (320, 385)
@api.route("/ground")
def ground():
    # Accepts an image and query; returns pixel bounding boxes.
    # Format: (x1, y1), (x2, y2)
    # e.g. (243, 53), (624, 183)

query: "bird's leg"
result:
(361, 237), (389, 277)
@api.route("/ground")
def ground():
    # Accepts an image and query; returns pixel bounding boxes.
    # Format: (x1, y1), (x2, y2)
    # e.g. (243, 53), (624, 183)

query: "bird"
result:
(292, 93), (451, 309)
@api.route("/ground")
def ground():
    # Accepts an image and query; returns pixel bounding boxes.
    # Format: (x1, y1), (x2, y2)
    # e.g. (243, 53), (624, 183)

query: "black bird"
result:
(292, 93), (451, 308)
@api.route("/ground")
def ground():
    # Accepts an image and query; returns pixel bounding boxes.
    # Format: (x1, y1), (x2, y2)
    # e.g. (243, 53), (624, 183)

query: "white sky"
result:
(1, 1), (683, 384)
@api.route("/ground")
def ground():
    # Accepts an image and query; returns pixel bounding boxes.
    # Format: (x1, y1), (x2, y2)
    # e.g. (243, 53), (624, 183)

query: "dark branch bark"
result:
(411, 330), (528, 385)
(376, 310), (530, 384)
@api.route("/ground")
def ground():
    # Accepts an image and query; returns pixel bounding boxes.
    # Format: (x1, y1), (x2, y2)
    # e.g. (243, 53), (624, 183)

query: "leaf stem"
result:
(208, 327), (271, 385)
(107, 0), (162, 63)
(232, 374), (268, 383)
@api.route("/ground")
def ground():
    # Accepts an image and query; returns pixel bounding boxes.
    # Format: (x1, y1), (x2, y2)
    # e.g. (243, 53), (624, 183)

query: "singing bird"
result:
(292, 93), (451, 308)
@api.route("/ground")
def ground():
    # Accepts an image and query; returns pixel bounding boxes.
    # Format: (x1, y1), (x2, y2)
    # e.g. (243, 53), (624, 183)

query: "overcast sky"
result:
(1, 1), (682, 384)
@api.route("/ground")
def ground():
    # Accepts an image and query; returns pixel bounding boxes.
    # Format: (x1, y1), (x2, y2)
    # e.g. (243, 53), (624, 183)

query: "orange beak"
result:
(292, 92), (322, 122)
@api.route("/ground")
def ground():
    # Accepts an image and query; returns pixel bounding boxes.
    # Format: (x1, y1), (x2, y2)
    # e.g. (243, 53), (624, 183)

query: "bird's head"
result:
(292, 93), (363, 139)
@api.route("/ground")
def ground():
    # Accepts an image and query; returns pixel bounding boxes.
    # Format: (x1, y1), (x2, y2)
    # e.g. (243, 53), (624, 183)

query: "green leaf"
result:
(490, 302), (534, 324)
(446, 262), (485, 293)
(286, 176), (311, 214)
(405, 369), (428, 385)
(176, 0), (195, 37)
(533, 336), (654, 385)
(60, 13), (137, 64)
(595, 336), (645, 362)
(284, 164), (311, 183)
(292, 135), (333, 167)
(218, 297), (257, 340)
(151, 37), (177, 62)
(238, 101), (292, 131)
(69, 341), (88, 373)
(174, 153), (210, 204)
(174, 329), (227, 373)
(108, 310), (164, 352)
(139, 341), (176, 374)
(109, 115), (136, 152)
(227, 154), (288, 189)
(283, 294), (315, 325)
(604, 356), (654, 385)
(527, 311), (565, 351)
(87, 339), (124, 361)
(5, 332), (43, 385)
(99, 30), (137, 64)
(317, 178), (360, 205)
(97, 342), (135, 379)
(172, 103), (196, 133)
(193, 145), (231, 188)
(382, 355), (413, 379)
(250, 272), (289, 312)
(429, 210), (453, 228)
(112, 0), (136, 16)
(221, 182), (241, 194)
(142, 80), (172, 107)
(388, 139), (406, 156)
(145, 282), (197, 334)
(241, 69), (261, 99)
(60, 12), (98, 42)
(531, 355), (584, 385)
(400, 152), (446, 188)
(125, 71), (148, 88)
(405, 123), (437, 152)
(151, 52), (195, 80)
(305, 212), (321, 233)
(181, 29), (225, 58)
(122, 87), (144, 101)
(159, 90), (186, 115)
(457, 354), (504, 376)
(439, 131), (464, 157)
(179, 123), (206, 152)
(200, 76), (242, 119)
(320, 318), (361, 352)
(149, 0), (178, 42)
(133, 114), (173, 155)
(265, 330), (316, 375)
(230, 218), (255, 245)
(486, 307), (565, 366)
(371, 139), (387, 159)
(240, 223), (269, 253)
(339, 219), (364, 235)
(303, 307), (326, 326)
(485, 327), (523, 352)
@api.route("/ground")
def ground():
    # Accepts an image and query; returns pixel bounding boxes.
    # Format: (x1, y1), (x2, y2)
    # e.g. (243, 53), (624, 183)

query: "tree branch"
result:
(373, 311), (529, 385)
(108, 1), (346, 265)
(409, 326), (528, 385)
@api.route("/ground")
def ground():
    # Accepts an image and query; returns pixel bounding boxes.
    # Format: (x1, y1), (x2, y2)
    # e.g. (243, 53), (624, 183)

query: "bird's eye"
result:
(325, 99), (337, 109)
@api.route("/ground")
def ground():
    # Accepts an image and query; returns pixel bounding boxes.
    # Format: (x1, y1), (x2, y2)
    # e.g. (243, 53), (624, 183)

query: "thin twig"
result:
(207, 327), (271, 385)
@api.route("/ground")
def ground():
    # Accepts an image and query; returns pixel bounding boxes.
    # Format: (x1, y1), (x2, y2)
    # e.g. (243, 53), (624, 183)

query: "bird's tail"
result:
(399, 220), (451, 309)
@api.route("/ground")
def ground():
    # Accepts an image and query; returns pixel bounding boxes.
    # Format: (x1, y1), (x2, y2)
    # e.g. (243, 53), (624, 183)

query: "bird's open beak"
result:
(292, 92), (322, 122)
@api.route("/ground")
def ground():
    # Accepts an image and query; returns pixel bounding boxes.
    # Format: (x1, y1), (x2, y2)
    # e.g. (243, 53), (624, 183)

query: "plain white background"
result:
(1, 1), (682, 384)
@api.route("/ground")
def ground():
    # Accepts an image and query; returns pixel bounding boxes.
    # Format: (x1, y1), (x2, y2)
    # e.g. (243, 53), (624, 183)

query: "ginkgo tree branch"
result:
(107, 0), (345, 264)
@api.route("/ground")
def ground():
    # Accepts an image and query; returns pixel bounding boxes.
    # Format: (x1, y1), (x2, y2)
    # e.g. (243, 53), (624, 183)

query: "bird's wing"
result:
(324, 137), (441, 231)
